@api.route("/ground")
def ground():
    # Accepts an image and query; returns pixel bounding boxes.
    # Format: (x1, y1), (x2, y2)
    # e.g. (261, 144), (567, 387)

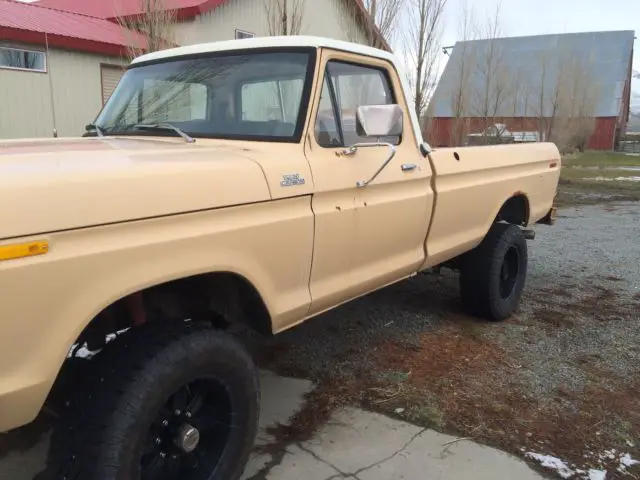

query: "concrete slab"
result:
(252, 444), (340, 479)
(255, 370), (314, 444)
(299, 407), (544, 480)
(0, 432), (49, 480)
(302, 405), (423, 473)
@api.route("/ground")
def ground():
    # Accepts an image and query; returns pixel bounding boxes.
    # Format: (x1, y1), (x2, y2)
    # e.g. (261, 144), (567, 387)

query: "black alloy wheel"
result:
(44, 321), (260, 480)
(499, 245), (520, 300)
(141, 378), (233, 480)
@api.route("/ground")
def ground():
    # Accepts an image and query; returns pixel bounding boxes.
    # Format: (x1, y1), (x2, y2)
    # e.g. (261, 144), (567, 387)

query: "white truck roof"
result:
(131, 35), (396, 65)
(131, 36), (427, 151)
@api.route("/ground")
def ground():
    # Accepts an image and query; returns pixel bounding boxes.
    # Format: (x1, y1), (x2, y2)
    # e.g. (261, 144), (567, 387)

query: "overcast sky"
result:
(424, 0), (639, 109)
(439, 0), (638, 47)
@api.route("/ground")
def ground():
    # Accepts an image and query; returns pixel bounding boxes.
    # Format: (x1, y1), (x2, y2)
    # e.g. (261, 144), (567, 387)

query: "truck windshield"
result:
(94, 50), (314, 142)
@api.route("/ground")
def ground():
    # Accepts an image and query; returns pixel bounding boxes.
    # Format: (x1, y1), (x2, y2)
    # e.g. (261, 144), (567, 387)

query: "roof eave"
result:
(0, 26), (141, 57)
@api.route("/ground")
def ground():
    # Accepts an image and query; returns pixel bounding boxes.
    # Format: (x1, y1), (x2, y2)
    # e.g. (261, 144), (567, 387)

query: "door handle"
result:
(336, 146), (358, 157)
(401, 163), (417, 171)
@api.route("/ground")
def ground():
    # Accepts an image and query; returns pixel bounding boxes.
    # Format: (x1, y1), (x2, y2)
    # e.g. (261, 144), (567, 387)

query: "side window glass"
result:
(314, 76), (341, 147)
(329, 61), (399, 146)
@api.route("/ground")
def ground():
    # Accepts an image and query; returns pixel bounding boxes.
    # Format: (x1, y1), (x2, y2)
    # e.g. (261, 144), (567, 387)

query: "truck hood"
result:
(0, 137), (271, 239)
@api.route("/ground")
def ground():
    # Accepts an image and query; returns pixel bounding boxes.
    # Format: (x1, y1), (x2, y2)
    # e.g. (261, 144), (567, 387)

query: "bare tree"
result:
(528, 50), (551, 142)
(406, 0), (448, 125)
(633, 69), (640, 80)
(525, 45), (600, 152)
(468, 1), (513, 137)
(339, 0), (404, 49)
(115, 0), (177, 61)
(264, 0), (306, 36)
(446, 1), (475, 146)
(550, 53), (600, 152)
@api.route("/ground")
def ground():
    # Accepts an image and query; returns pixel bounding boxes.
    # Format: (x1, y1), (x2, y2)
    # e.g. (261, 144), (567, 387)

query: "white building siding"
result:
(174, 0), (367, 46)
(0, 44), (125, 139)
(0, 52), (55, 139)
(302, 0), (367, 44)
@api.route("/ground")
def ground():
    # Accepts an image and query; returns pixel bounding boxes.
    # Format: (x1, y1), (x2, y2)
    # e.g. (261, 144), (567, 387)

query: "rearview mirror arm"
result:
(335, 142), (397, 187)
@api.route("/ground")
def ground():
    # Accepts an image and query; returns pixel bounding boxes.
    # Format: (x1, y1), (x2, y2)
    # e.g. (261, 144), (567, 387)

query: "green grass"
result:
(404, 398), (446, 430)
(560, 167), (640, 181)
(563, 151), (640, 167)
(557, 151), (640, 206)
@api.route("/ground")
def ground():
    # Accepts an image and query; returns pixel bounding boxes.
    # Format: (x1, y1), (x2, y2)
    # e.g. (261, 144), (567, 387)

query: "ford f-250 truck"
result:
(0, 36), (559, 479)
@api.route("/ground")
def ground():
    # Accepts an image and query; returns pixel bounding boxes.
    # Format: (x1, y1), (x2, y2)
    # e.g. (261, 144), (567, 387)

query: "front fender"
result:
(0, 196), (314, 431)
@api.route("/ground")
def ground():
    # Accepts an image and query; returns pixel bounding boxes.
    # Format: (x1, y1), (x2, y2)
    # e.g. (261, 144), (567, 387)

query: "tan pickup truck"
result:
(0, 36), (560, 480)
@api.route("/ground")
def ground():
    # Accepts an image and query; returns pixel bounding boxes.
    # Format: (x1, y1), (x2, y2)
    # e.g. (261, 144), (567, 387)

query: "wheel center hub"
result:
(174, 423), (200, 453)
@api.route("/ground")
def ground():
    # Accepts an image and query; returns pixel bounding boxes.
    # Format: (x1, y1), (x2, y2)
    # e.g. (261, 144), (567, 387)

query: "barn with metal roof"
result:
(0, 0), (384, 139)
(427, 30), (636, 151)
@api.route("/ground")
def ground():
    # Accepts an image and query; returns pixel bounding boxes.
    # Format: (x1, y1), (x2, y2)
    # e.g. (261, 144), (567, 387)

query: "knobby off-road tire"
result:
(44, 321), (260, 480)
(459, 222), (528, 321)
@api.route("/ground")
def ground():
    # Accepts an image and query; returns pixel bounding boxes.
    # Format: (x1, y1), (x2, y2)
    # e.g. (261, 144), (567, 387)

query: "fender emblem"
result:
(280, 173), (305, 187)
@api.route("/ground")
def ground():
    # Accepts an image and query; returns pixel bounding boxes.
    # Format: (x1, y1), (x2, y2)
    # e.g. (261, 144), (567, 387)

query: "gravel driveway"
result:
(251, 201), (640, 479)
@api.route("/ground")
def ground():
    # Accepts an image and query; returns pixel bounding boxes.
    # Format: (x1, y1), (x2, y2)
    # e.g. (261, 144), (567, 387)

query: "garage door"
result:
(101, 64), (125, 105)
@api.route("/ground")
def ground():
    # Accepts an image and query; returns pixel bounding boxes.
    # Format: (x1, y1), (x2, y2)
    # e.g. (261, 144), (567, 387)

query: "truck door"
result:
(305, 49), (434, 315)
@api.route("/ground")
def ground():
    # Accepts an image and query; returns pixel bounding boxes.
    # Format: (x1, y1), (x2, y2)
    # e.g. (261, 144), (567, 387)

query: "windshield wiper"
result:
(134, 123), (196, 143)
(85, 123), (105, 137)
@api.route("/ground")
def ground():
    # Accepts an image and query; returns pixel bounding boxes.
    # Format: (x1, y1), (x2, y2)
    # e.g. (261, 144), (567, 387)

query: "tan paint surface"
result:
(302, 49), (434, 316)
(422, 142), (561, 268)
(0, 46), (560, 432)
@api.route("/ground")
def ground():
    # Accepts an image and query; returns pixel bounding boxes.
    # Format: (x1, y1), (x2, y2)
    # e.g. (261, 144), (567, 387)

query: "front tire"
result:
(459, 223), (528, 321)
(45, 321), (260, 480)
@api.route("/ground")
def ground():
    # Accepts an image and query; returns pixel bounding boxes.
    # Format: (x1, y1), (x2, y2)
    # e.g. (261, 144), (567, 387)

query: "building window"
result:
(0, 46), (46, 72)
(235, 29), (255, 40)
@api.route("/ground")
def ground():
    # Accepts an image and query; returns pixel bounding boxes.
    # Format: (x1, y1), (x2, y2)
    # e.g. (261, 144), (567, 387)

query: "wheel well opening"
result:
(495, 194), (530, 226)
(71, 272), (272, 355)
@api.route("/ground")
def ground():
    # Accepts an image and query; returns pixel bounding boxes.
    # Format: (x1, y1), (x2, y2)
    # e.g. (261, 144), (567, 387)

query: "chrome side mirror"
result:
(355, 104), (403, 138)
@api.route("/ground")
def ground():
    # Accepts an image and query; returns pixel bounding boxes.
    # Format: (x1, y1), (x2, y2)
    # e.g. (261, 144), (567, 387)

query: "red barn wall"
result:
(426, 117), (618, 151)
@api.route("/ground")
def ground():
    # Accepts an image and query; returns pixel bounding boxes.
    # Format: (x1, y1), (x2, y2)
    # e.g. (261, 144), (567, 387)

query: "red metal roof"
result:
(0, 0), (146, 56)
(33, 0), (226, 21)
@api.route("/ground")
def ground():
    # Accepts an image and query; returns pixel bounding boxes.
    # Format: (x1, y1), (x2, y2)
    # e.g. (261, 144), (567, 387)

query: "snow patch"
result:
(589, 176), (640, 182)
(526, 450), (639, 480)
(588, 469), (607, 480)
(618, 453), (640, 474)
(620, 453), (639, 468)
(525, 452), (575, 479)
(67, 328), (132, 359)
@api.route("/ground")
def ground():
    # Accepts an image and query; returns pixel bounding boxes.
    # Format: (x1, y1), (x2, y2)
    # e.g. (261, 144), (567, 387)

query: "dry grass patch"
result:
(366, 318), (640, 479)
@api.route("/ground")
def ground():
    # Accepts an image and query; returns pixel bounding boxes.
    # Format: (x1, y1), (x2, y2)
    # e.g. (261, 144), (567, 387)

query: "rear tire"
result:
(44, 321), (260, 480)
(459, 223), (528, 321)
